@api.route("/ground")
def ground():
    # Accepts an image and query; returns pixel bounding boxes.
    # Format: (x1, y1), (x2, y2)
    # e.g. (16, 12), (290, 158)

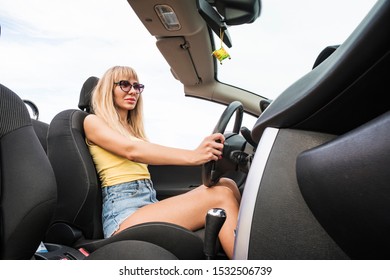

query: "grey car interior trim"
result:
(233, 127), (279, 259)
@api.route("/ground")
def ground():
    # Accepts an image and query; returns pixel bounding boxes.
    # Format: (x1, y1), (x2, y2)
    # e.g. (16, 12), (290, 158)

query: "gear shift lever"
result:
(204, 208), (227, 259)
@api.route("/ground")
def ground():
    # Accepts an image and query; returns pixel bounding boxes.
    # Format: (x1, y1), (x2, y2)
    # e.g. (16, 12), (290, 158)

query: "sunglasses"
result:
(114, 80), (145, 94)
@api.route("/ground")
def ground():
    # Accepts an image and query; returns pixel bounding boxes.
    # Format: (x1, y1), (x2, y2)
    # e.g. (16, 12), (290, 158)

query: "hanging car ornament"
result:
(212, 30), (231, 64)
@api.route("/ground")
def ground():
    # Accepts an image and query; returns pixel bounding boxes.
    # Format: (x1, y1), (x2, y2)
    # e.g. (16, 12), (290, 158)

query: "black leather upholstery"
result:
(0, 84), (57, 259)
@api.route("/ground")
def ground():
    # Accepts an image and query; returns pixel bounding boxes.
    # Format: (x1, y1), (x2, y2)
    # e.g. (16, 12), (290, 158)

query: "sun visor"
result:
(156, 37), (200, 86)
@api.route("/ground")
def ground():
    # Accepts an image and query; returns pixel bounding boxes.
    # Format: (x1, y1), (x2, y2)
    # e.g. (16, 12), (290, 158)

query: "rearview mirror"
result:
(197, 0), (261, 48)
(213, 0), (261, 25)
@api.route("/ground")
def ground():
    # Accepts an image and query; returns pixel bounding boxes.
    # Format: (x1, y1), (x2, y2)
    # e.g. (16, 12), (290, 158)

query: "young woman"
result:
(84, 66), (241, 259)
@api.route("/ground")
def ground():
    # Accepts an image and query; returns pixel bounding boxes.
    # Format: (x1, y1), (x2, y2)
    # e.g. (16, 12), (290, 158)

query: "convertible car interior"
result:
(0, 0), (389, 260)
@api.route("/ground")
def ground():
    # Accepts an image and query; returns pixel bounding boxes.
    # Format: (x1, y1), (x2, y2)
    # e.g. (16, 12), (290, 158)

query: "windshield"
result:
(215, 0), (377, 100)
(0, 0), (378, 149)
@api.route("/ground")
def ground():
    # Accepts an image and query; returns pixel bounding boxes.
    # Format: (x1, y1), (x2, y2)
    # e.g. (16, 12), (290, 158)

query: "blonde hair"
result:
(91, 66), (147, 140)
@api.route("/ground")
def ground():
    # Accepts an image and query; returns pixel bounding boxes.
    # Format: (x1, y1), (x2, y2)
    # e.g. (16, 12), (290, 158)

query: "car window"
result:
(145, 95), (257, 149)
(215, 0), (378, 100)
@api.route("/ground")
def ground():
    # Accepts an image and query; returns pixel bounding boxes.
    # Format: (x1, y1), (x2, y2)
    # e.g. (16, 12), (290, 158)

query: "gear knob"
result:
(204, 208), (227, 259)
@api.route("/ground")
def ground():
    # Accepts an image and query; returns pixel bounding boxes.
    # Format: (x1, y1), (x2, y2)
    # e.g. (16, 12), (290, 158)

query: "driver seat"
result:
(44, 77), (204, 259)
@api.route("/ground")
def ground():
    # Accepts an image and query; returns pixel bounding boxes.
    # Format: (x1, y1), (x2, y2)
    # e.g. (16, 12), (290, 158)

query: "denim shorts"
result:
(101, 179), (158, 238)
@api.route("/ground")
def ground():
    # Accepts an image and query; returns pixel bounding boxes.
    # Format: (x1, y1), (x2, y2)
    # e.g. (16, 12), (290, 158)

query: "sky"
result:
(0, 0), (378, 148)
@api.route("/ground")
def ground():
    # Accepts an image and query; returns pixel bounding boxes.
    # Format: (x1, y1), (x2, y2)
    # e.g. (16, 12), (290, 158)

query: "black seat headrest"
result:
(0, 84), (31, 136)
(78, 76), (99, 113)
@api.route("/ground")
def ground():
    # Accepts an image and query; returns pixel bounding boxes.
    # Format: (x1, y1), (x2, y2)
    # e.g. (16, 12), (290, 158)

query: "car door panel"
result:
(149, 165), (202, 200)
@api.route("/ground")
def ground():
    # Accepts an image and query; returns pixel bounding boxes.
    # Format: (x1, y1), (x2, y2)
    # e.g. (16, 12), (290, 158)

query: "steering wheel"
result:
(202, 101), (244, 187)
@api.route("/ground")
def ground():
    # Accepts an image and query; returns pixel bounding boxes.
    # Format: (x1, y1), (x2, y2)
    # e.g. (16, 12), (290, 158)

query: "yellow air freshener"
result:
(212, 30), (231, 64)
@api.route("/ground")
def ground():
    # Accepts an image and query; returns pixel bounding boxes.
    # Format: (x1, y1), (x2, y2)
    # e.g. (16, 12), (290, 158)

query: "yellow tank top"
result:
(87, 139), (150, 187)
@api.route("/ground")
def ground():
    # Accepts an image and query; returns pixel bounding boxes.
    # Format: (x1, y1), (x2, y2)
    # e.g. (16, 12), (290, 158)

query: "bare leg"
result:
(114, 178), (240, 259)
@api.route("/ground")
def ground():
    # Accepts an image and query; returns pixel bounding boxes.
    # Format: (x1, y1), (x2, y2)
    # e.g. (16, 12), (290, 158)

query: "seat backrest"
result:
(31, 119), (49, 153)
(47, 109), (103, 240)
(0, 84), (57, 259)
(46, 76), (103, 242)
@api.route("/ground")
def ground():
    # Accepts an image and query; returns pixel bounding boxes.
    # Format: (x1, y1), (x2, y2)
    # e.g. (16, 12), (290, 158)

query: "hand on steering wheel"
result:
(194, 133), (225, 164)
(202, 101), (243, 187)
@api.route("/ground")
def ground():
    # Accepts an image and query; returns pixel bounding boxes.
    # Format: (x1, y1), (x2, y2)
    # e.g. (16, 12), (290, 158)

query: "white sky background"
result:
(0, 0), (378, 148)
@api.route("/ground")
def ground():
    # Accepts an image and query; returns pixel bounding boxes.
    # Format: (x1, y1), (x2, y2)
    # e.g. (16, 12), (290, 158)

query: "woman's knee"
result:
(205, 180), (240, 206)
(218, 177), (235, 187)
(216, 177), (241, 203)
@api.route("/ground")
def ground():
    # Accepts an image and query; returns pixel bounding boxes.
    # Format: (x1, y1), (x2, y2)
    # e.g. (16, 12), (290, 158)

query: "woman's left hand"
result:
(192, 133), (225, 165)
